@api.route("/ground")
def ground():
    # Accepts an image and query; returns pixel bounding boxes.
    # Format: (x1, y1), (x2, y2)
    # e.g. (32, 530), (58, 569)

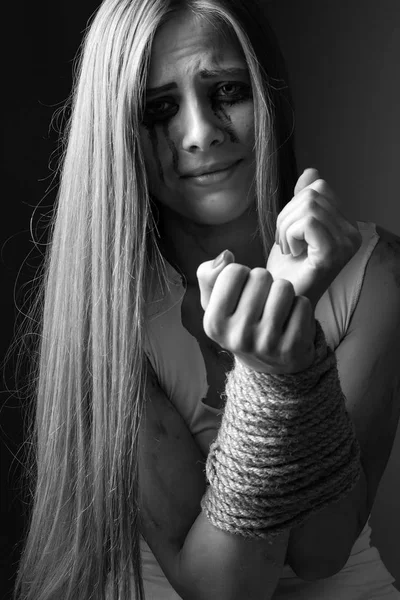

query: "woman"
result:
(11, 0), (400, 598)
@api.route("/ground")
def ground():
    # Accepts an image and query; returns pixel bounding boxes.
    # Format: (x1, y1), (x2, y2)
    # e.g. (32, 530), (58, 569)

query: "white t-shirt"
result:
(142, 221), (399, 599)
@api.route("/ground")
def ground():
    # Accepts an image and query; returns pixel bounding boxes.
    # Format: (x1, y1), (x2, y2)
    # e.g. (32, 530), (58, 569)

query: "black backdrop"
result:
(1, 3), (100, 597)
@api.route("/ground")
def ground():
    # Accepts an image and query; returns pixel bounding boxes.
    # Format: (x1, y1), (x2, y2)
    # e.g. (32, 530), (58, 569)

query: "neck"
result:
(155, 202), (267, 287)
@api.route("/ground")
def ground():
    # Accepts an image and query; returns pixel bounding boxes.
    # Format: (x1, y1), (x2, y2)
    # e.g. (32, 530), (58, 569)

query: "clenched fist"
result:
(267, 168), (362, 309)
(196, 168), (361, 374)
(197, 254), (316, 374)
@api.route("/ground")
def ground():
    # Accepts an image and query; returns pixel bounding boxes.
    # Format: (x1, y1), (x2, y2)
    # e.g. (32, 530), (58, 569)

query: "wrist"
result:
(202, 319), (361, 538)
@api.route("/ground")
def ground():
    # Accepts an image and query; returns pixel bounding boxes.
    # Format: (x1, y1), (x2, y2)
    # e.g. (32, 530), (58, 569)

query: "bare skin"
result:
(139, 9), (400, 597)
(140, 10), (265, 286)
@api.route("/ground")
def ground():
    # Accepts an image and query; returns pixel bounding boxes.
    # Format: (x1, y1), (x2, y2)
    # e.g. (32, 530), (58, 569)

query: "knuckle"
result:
(303, 188), (319, 204)
(271, 278), (295, 297)
(305, 214), (319, 228)
(219, 263), (250, 288)
(306, 197), (320, 213)
(312, 178), (328, 194)
(249, 266), (269, 279)
(224, 263), (250, 278)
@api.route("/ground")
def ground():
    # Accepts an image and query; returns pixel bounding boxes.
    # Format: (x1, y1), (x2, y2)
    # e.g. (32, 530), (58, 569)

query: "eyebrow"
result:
(146, 67), (249, 96)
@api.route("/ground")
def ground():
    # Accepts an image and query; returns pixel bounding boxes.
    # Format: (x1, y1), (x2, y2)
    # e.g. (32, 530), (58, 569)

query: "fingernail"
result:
(213, 250), (227, 268)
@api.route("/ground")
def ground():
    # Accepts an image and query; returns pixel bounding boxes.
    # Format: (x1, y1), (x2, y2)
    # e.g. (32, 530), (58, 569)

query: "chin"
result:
(153, 187), (255, 226)
(185, 202), (253, 226)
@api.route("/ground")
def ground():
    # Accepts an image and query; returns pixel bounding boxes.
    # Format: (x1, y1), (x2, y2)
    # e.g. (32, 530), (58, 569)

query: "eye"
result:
(143, 98), (178, 124)
(146, 99), (172, 114)
(214, 82), (252, 103)
(217, 83), (241, 96)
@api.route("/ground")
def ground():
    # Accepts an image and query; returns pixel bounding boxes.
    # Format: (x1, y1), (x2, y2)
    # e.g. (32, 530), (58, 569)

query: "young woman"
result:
(11, 0), (400, 598)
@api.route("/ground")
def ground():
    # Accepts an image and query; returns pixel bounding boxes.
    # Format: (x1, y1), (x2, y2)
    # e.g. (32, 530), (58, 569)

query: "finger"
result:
(203, 263), (250, 339)
(196, 249), (235, 311)
(278, 177), (337, 235)
(298, 179), (355, 253)
(285, 216), (336, 268)
(303, 181), (360, 236)
(257, 279), (296, 352)
(294, 168), (320, 196)
(307, 178), (339, 208)
(233, 268), (273, 325)
(307, 179), (361, 231)
(276, 170), (322, 243)
(278, 193), (343, 256)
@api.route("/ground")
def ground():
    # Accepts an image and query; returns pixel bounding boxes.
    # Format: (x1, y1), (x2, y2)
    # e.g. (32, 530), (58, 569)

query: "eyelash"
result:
(144, 82), (252, 123)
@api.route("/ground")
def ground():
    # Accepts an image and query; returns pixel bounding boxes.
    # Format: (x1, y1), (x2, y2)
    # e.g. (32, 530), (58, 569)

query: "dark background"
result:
(2, 1), (400, 597)
(1, 4), (100, 597)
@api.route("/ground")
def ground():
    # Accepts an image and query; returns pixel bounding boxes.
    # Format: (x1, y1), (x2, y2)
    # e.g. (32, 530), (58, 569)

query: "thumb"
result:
(196, 249), (235, 311)
(294, 167), (320, 196)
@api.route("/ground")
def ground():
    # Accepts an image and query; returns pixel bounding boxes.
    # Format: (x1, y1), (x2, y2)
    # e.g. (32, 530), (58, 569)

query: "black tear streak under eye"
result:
(213, 105), (239, 144)
(144, 122), (164, 183)
(162, 122), (179, 175)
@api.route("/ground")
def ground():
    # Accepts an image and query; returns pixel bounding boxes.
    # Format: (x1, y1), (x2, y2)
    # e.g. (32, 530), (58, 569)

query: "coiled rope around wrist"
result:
(201, 320), (361, 538)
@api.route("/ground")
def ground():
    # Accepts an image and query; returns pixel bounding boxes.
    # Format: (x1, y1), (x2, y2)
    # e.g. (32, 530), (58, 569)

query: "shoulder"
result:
(349, 224), (400, 333)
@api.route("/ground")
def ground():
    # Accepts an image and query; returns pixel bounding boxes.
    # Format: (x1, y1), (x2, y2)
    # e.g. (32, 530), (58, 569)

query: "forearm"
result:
(202, 321), (361, 534)
(172, 322), (361, 598)
(177, 511), (288, 600)
(139, 365), (287, 600)
(286, 462), (368, 580)
(188, 321), (360, 595)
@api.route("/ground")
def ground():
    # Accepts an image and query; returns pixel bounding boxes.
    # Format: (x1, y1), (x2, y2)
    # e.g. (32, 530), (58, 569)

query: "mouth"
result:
(181, 160), (243, 186)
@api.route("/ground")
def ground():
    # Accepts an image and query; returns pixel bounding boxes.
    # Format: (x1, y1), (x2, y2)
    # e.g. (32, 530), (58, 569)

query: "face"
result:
(140, 11), (256, 226)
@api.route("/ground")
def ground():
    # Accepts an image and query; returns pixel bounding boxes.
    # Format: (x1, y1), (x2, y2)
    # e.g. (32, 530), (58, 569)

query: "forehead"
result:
(148, 11), (247, 85)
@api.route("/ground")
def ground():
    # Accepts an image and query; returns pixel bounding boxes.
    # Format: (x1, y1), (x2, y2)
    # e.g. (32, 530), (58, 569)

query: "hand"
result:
(267, 168), (362, 310)
(196, 253), (317, 374)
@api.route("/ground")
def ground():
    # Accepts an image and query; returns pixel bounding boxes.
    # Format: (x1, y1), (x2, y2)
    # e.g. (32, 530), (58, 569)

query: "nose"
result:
(180, 98), (225, 152)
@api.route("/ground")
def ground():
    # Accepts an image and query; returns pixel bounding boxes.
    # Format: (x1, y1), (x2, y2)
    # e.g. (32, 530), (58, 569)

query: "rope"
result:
(201, 320), (361, 538)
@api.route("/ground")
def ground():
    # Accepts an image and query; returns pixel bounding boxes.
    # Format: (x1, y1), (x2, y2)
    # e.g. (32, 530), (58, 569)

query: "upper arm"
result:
(338, 227), (400, 508)
(138, 361), (207, 590)
(287, 226), (400, 578)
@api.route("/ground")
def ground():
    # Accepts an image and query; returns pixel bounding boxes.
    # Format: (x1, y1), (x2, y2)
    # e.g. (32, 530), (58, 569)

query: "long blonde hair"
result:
(10, 0), (297, 598)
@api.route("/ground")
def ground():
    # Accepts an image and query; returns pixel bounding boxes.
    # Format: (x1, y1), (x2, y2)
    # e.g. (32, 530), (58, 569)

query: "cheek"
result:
(141, 126), (165, 184)
(140, 125), (180, 187)
(231, 105), (255, 148)
(213, 101), (255, 149)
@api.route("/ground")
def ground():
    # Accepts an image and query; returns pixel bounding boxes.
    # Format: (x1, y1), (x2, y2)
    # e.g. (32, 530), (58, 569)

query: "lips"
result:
(180, 160), (241, 178)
